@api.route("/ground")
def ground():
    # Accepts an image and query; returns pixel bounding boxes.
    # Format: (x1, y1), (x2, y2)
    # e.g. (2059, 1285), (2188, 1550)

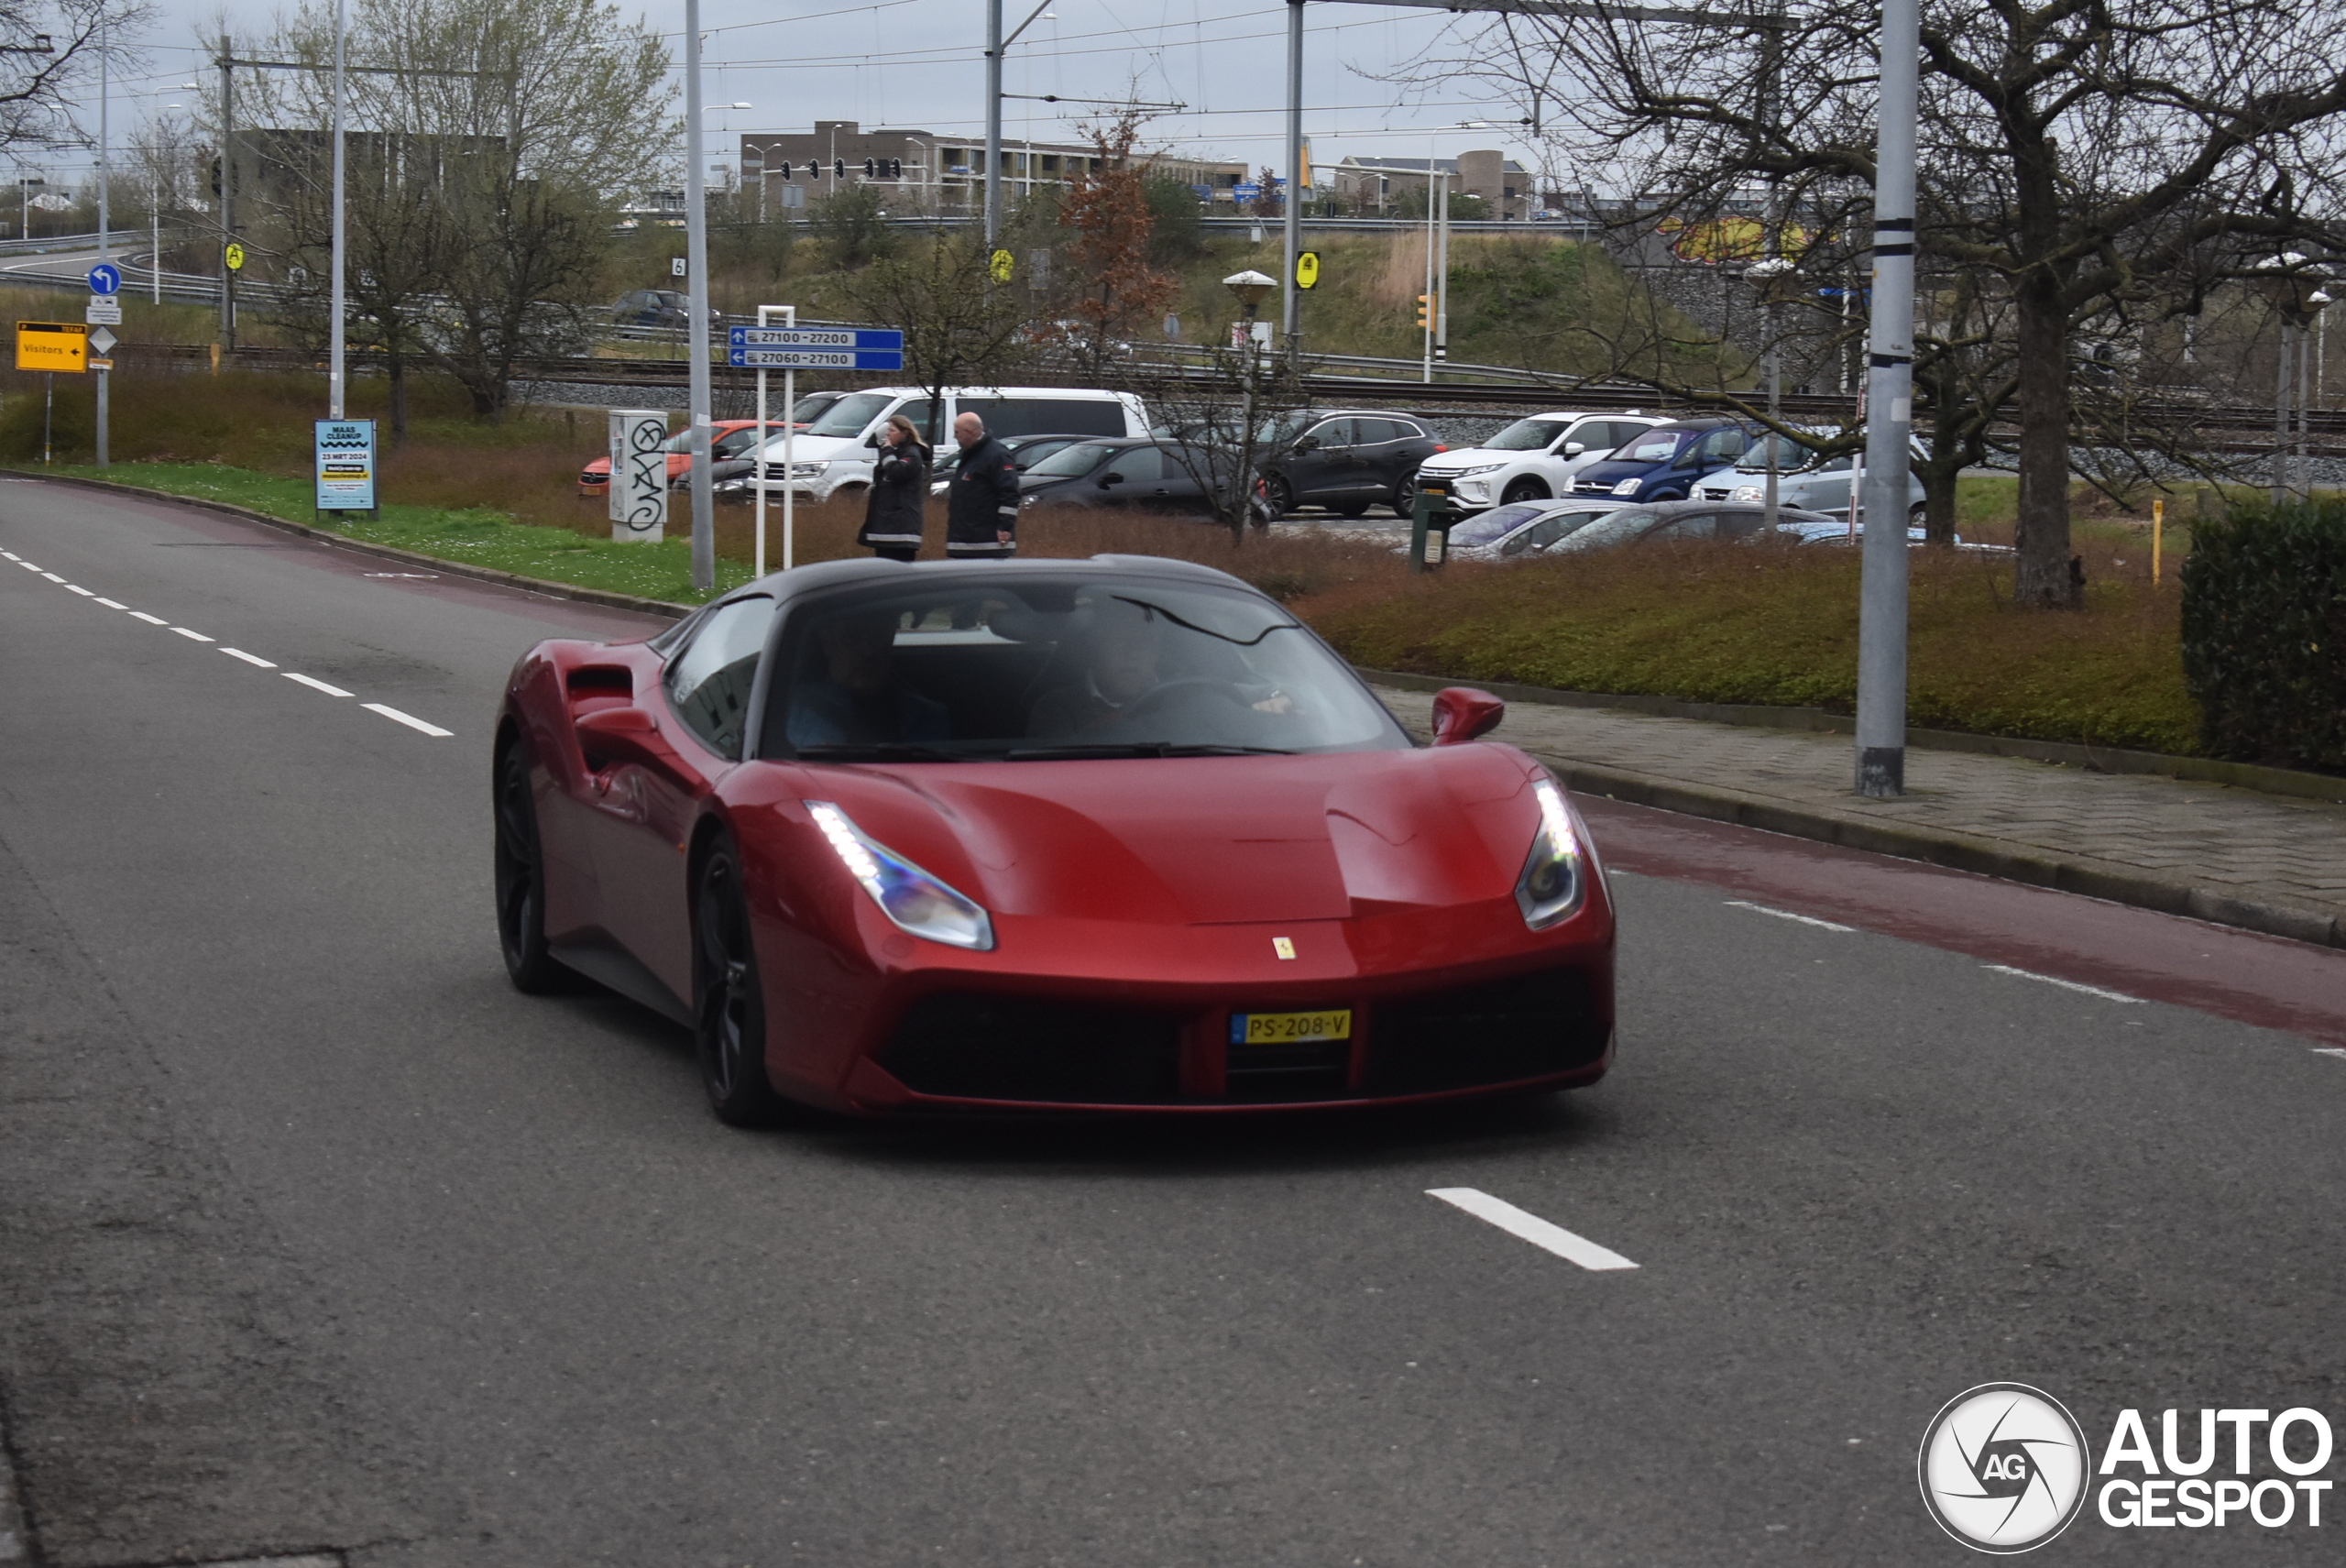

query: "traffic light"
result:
(834, 158), (846, 179)
(1415, 293), (1431, 329)
(776, 159), (792, 180)
(889, 158), (903, 179)
(863, 158), (876, 178)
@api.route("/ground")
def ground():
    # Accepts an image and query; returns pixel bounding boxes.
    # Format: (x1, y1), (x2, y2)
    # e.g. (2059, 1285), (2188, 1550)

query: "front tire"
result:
(692, 838), (792, 1126)
(1391, 474), (1418, 518)
(1501, 477), (1551, 506)
(494, 740), (572, 994)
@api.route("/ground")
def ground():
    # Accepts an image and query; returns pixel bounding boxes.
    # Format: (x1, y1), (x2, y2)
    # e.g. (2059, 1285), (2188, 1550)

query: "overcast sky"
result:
(48, 0), (1546, 187)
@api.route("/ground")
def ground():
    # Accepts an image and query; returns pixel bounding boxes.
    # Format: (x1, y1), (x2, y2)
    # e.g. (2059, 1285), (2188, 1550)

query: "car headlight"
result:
(806, 802), (995, 951)
(1610, 477), (1642, 496)
(1731, 484), (1762, 502)
(788, 461), (828, 478)
(1451, 461), (1505, 477)
(1515, 778), (1585, 929)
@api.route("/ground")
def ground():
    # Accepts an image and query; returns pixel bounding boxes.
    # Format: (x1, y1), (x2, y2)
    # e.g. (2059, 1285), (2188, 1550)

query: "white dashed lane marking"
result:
(1725, 899), (1855, 932)
(7, 547), (452, 737)
(364, 703), (455, 738)
(1428, 1189), (1640, 1272)
(2314, 1048), (2346, 1061)
(1983, 964), (2141, 1003)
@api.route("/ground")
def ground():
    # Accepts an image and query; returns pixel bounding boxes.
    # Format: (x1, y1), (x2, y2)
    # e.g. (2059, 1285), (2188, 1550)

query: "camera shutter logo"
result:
(1918, 1384), (2091, 1553)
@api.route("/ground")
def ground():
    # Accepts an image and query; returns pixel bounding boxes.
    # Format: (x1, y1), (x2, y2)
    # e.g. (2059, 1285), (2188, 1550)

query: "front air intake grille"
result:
(881, 992), (1185, 1104)
(1366, 969), (1606, 1095)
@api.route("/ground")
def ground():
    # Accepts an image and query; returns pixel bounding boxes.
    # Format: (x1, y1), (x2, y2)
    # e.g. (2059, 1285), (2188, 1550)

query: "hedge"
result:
(2180, 499), (2346, 773)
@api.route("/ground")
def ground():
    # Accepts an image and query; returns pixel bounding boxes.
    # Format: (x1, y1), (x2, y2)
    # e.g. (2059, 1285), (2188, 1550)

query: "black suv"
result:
(1255, 410), (1447, 518)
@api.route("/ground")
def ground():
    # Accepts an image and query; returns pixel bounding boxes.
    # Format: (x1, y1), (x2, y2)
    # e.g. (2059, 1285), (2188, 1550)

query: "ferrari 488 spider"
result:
(493, 556), (1615, 1123)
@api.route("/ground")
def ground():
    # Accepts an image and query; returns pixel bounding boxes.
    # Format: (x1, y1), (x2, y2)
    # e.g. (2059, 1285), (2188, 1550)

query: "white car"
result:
(1413, 411), (1670, 513)
(1696, 429), (1927, 519)
(718, 386), (1150, 504)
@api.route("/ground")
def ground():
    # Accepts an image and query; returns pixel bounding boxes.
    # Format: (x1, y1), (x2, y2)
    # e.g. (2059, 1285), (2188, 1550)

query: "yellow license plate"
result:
(1230, 1009), (1353, 1046)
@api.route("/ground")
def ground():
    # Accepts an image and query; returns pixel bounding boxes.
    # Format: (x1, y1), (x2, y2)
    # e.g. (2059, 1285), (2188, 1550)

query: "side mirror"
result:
(1100, 471), (1125, 487)
(1562, 441), (1585, 458)
(576, 706), (688, 779)
(1293, 435), (1320, 453)
(1430, 686), (1505, 746)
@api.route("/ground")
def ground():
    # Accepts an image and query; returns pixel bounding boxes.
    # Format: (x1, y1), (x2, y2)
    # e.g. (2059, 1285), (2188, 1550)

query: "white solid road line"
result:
(1725, 899), (1855, 932)
(220, 648), (278, 669)
(282, 673), (356, 698)
(128, 610), (169, 625)
(1983, 964), (2141, 1003)
(2313, 1048), (2346, 1061)
(364, 703), (454, 738)
(170, 627), (214, 642)
(1427, 1189), (1640, 1272)
(93, 597), (126, 609)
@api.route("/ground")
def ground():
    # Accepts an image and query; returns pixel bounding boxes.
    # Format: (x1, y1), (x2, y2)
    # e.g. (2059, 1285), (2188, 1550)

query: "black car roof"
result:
(729, 553), (1254, 609)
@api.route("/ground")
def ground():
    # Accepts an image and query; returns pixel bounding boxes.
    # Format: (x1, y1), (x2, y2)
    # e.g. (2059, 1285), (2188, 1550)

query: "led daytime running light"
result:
(806, 801), (996, 951)
(1516, 778), (1586, 929)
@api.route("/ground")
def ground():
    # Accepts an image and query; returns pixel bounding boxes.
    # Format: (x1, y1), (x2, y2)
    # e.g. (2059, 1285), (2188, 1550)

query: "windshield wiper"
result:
(794, 742), (968, 762)
(1004, 742), (1294, 761)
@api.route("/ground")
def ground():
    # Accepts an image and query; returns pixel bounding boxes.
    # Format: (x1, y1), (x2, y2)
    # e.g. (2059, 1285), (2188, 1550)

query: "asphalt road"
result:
(4, 477), (2344, 1568)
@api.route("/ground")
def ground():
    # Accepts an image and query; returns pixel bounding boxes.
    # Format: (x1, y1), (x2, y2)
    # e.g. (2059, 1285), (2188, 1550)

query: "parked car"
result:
(577, 420), (774, 497)
(1413, 411), (1671, 513)
(1548, 499), (1840, 554)
(740, 387), (1150, 503)
(1253, 410), (1447, 518)
(1694, 430), (1927, 520)
(1570, 418), (1760, 503)
(1436, 498), (1634, 562)
(928, 433), (1098, 496)
(1015, 437), (1223, 517)
(1764, 517), (2008, 552)
(609, 289), (717, 329)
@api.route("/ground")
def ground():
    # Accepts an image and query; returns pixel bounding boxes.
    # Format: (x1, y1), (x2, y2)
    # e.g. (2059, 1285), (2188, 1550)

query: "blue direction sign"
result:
(727, 326), (904, 370)
(87, 263), (121, 296)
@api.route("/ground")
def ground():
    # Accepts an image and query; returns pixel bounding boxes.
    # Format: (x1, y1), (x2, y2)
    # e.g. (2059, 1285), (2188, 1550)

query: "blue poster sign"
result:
(314, 419), (378, 511)
(87, 263), (121, 295)
(1233, 182), (1261, 201)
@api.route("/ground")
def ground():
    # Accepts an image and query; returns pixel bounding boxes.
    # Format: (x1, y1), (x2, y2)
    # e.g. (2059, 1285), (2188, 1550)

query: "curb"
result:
(7, 469), (694, 623)
(1359, 667), (2346, 806)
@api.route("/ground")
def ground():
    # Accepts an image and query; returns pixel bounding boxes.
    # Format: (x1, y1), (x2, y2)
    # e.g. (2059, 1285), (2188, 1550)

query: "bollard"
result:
(2152, 497), (2164, 584)
(1409, 476), (1457, 572)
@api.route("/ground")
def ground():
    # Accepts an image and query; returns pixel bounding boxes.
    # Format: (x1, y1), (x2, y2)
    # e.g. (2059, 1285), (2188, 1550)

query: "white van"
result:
(724, 387), (1150, 503)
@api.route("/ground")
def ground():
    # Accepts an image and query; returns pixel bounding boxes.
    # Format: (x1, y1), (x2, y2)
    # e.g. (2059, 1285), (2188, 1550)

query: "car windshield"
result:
(1485, 418), (1570, 452)
(1255, 412), (1312, 445)
(1735, 434), (1827, 471)
(765, 576), (1410, 760)
(803, 392), (893, 439)
(1550, 508), (1661, 554)
(1024, 442), (1117, 478)
(1449, 503), (1549, 546)
(1611, 431), (1690, 463)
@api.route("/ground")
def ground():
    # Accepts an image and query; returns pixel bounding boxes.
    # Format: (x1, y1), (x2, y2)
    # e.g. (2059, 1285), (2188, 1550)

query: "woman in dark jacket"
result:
(858, 414), (930, 562)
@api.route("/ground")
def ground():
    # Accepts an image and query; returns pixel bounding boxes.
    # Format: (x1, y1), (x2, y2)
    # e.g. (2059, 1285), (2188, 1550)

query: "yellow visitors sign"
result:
(15, 321), (87, 373)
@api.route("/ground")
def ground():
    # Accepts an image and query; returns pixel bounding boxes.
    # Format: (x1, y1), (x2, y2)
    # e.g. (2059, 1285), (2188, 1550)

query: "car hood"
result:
(1419, 446), (1517, 472)
(759, 434), (868, 466)
(775, 745), (1547, 925)
(1574, 457), (1669, 486)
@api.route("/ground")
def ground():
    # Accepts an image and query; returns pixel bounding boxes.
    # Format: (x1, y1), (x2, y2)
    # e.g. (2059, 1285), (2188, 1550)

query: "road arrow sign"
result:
(87, 262), (121, 295)
(86, 325), (117, 355)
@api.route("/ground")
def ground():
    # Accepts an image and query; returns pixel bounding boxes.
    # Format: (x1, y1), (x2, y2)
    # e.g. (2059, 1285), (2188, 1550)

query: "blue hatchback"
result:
(1570, 419), (1758, 504)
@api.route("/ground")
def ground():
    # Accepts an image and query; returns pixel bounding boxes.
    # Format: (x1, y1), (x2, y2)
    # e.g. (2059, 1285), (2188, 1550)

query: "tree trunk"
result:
(2011, 268), (2077, 606)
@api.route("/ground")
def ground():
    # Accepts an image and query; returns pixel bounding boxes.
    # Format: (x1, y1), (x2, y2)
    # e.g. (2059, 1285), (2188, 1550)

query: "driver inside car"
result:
(786, 608), (951, 748)
(1027, 599), (1295, 739)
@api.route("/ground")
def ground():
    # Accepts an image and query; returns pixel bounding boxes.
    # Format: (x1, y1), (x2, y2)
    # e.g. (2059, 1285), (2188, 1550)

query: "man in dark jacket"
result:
(945, 411), (1019, 557)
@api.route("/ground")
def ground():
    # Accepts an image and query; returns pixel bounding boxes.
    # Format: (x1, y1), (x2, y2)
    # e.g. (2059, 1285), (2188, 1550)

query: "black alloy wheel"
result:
(1333, 500), (1371, 518)
(1258, 473), (1296, 519)
(1390, 474), (1418, 518)
(494, 742), (572, 993)
(1501, 477), (1551, 506)
(692, 839), (792, 1126)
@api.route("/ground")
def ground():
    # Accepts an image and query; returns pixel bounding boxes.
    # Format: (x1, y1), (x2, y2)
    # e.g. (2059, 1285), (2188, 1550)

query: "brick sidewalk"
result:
(1369, 684), (2346, 948)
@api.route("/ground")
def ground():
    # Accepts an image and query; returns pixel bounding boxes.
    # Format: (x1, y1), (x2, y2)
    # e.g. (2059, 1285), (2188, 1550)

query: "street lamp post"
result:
(95, 5), (108, 466)
(2253, 254), (2324, 507)
(684, 0), (716, 593)
(328, 0), (347, 419)
(1747, 255), (1797, 532)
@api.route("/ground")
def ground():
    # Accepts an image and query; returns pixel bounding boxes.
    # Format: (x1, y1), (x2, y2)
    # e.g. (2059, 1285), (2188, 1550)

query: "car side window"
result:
(1356, 418), (1402, 444)
(663, 595), (775, 761)
(1105, 446), (1162, 482)
(1654, 512), (1718, 541)
(1716, 510), (1770, 541)
(1527, 514), (1573, 548)
(1305, 418), (1354, 448)
(1699, 430), (1746, 464)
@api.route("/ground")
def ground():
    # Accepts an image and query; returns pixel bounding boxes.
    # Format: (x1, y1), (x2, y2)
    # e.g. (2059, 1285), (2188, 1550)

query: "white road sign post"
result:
(751, 304), (798, 576)
(608, 409), (670, 543)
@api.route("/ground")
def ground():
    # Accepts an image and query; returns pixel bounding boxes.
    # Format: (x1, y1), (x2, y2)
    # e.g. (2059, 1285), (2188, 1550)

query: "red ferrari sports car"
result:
(493, 556), (1616, 1123)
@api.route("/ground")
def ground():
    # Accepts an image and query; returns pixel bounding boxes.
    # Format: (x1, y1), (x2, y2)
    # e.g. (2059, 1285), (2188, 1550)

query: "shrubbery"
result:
(2181, 499), (2346, 773)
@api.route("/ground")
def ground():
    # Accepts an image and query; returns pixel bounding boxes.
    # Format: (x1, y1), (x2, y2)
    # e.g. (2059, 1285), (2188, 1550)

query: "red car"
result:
(492, 557), (1616, 1123)
(575, 396), (846, 496)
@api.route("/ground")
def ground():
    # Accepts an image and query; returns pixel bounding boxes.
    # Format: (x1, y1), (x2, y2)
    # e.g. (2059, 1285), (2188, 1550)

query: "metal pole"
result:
(328, 0), (347, 419)
(95, 7), (108, 468)
(1763, 310), (1780, 530)
(2297, 310), (2312, 498)
(1421, 148), (1435, 382)
(1434, 170), (1450, 367)
(784, 364), (795, 571)
(685, 0), (716, 593)
(1854, 0), (1918, 799)
(1281, 0), (1302, 357)
(2272, 322), (2290, 508)
(149, 169), (159, 303)
(984, 0), (1003, 245)
(219, 36), (235, 352)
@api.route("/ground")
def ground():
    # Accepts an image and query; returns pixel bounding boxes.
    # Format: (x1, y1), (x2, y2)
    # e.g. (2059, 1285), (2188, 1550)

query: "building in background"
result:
(1332, 151), (1531, 219)
(739, 122), (1247, 216)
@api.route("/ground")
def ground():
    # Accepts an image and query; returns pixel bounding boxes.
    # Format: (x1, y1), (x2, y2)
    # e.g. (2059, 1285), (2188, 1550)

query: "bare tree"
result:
(1120, 345), (1311, 542)
(0, 0), (141, 154)
(1411, 0), (2346, 606)
(835, 227), (1032, 445)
